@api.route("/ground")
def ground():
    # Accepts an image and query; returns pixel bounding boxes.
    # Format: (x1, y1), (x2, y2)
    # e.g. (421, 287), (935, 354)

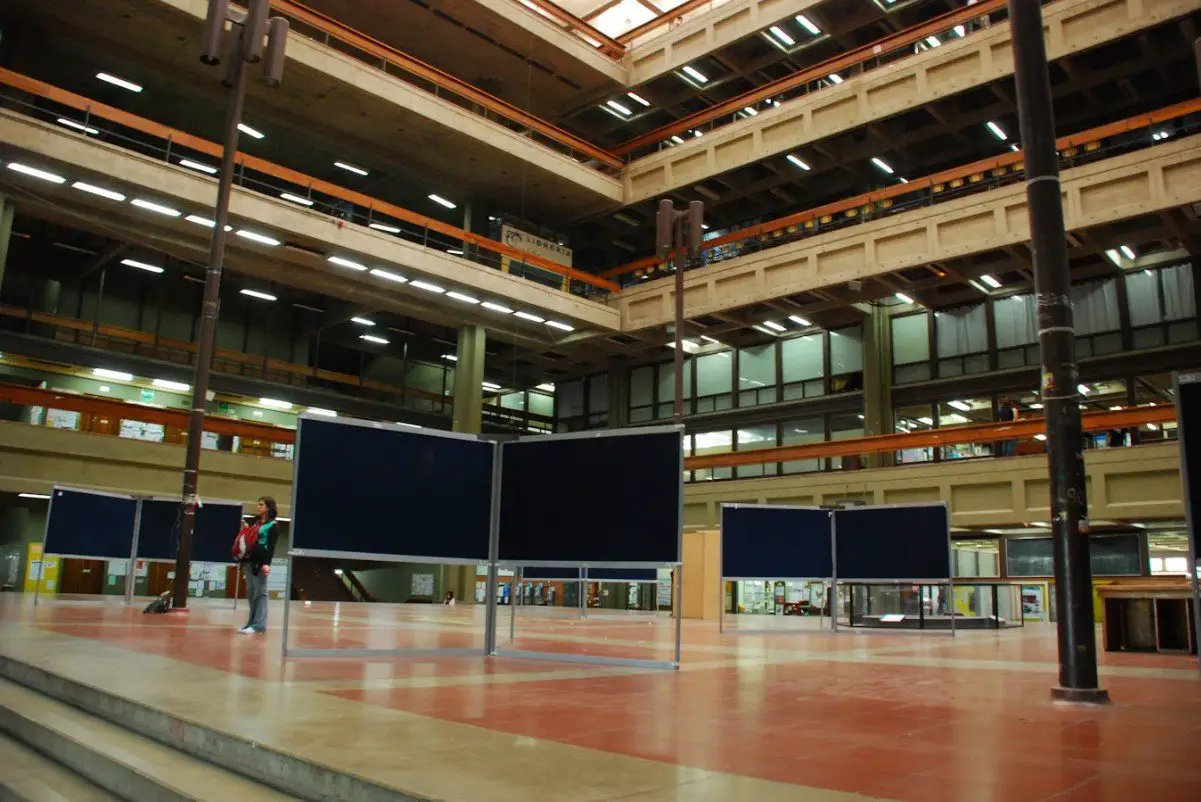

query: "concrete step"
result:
(0, 731), (123, 802)
(0, 678), (294, 802)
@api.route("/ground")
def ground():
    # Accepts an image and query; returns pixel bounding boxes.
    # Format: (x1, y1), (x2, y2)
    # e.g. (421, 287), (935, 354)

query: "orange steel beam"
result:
(0, 382), (296, 444)
(612, 0), (1012, 157)
(603, 98), (1201, 279)
(269, 1), (623, 168)
(685, 407), (1176, 470)
(512, 0), (626, 56)
(0, 69), (621, 294)
(616, 0), (712, 44)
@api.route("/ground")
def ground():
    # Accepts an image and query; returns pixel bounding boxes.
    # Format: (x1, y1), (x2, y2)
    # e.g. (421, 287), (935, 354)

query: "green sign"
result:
(139, 389), (155, 402)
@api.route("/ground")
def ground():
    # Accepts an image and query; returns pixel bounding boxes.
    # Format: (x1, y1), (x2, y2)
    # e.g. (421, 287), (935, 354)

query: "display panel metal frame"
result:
(281, 415), (498, 660)
(34, 486), (140, 607)
(718, 504), (836, 636)
(831, 501), (956, 638)
(492, 425), (684, 670)
(1172, 370), (1201, 676)
(132, 495), (246, 608)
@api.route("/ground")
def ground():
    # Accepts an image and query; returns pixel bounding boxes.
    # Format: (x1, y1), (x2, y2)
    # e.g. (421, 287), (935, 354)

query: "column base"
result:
(1050, 686), (1110, 705)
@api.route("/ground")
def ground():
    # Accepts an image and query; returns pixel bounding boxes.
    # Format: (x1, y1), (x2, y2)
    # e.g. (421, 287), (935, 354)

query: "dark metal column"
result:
(1009, 0), (1107, 703)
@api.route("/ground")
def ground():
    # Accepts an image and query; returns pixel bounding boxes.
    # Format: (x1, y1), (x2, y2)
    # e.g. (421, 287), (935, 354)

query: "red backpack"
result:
(232, 521), (261, 562)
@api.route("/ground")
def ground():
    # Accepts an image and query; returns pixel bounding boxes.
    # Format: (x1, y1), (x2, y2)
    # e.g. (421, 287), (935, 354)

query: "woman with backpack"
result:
(234, 496), (280, 634)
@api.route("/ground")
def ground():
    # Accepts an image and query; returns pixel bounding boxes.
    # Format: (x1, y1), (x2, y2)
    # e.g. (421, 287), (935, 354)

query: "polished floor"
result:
(0, 595), (1198, 801)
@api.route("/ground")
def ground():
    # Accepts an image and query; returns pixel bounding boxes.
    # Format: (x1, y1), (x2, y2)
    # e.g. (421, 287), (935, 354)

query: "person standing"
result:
(998, 398), (1017, 457)
(239, 496), (279, 634)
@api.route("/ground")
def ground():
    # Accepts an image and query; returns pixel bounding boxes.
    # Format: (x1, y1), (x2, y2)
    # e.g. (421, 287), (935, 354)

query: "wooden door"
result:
(59, 558), (105, 595)
(147, 563), (173, 596)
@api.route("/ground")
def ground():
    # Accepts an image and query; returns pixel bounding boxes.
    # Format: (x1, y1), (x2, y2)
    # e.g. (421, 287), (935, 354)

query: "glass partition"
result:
(838, 582), (1024, 630)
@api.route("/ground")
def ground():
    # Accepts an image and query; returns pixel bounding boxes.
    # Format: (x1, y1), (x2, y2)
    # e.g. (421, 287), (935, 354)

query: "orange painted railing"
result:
(0, 68), (620, 294)
(604, 98), (1201, 280)
(684, 406), (1176, 470)
(612, 0), (1012, 157)
(267, 0), (622, 168)
(512, 0), (626, 56)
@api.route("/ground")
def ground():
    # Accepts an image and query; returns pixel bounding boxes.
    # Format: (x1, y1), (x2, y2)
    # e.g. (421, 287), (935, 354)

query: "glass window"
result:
(557, 380), (584, 419)
(1126, 270), (1161, 328)
(1072, 279), (1120, 336)
(691, 430), (732, 482)
(939, 398), (994, 460)
(737, 344), (777, 406)
(935, 304), (987, 357)
(589, 375), (609, 415)
(696, 352), (732, 396)
(994, 294), (1037, 349)
(528, 391), (554, 418)
(891, 313), (929, 365)
(735, 423), (778, 478)
(781, 334), (823, 382)
(781, 418), (823, 474)
(1161, 262), (1196, 321)
(894, 403), (934, 463)
(829, 326), (863, 375)
(499, 392), (524, 412)
(829, 412), (864, 471)
(630, 365), (654, 422)
(657, 360), (693, 418)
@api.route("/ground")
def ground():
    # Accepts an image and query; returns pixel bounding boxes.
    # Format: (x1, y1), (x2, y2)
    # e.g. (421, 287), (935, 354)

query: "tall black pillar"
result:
(1009, 0), (1108, 703)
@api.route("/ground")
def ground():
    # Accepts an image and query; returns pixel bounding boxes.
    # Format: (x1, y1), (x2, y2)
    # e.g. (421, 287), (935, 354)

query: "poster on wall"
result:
(1021, 584), (1046, 621)
(411, 572), (434, 597)
(23, 543), (59, 594)
(500, 224), (572, 291)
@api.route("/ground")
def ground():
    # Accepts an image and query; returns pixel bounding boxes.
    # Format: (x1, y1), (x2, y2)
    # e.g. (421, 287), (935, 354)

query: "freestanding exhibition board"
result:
(285, 414), (499, 659)
(135, 497), (246, 606)
(36, 487), (139, 606)
(1172, 370), (1201, 676)
(718, 504), (835, 634)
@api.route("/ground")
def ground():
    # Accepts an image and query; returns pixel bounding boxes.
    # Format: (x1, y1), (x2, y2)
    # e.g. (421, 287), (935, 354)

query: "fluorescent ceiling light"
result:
(360, 334), (389, 345)
(180, 159), (218, 174)
(369, 222), (401, 234)
(768, 25), (794, 46)
(918, 417), (934, 426)
(57, 118), (99, 135)
(96, 72), (142, 92)
(787, 154), (811, 170)
(184, 215), (231, 231)
(752, 325), (778, 336)
(948, 400), (971, 411)
(986, 121), (1008, 140)
(328, 256), (367, 271)
(796, 14), (821, 35)
(514, 311), (545, 323)
(546, 320), (574, 332)
(871, 157), (894, 174)
(606, 100), (631, 116)
(334, 161), (368, 176)
(72, 181), (125, 201)
(370, 268), (407, 283)
(1029, 402), (1044, 409)
(926, 36), (941, 48)
(442, 354), (458, 361)
(898, 177), (909, 184)
(1077, 384), (1090, 395)
(7, 162), (66, 184)
(1034, 433), (1047, 441)
(827, 73), (843, 84)
(482, 382), (502, 391)
(410, 280), (445, 294)
(350, 317), (374, 326)
(307, 408), (338, 417)
(280, 192), (313, 207)
(446, 291), (480, 304)
(446, 249), (464, 256)
(763, 320), (786, 331)
(482, 301), (514, 314)
(19, 493), (51, 500)
(1010, 144), (1020, 152)
(1120, 245), (1136, 260)
(954, 24), (966, 37)
(237, 123), (265, 139)
(428, 194), (456, 209)
(1110, 405), (1124, 411)
(969, 280), (989, 293)
(682, 65), (708, 83)
(742, 106), (758, 117)
(670, 135), (685, 145)
(895, 292), (914, 304)
(94, 368), (133, 381)
(131, 198), (181, 217)
(1105, 249), (1122, 266)
(152, 378), (190, 392)
(536, 383), (555, 392)
(240, 289), (277, 301)
(627, 92), (650, 107)
(120, 258), (164, 274)
(700, 334), (722, 344)
(788, 315), (811, 326)
(258, 398), (292, 409)
(980, 274), (1002, 288)
(236, 230), (280, 246)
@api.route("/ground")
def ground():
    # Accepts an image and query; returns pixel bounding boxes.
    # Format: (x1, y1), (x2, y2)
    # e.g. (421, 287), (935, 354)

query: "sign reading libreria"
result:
(500, 224), (572, 290)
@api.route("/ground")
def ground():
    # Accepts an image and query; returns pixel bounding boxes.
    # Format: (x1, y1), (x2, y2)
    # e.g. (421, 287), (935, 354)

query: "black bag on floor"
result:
(143, 591), (172, 614)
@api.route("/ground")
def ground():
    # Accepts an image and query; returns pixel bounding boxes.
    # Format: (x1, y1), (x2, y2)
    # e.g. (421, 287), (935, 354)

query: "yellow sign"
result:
(23, 542), (59, 595)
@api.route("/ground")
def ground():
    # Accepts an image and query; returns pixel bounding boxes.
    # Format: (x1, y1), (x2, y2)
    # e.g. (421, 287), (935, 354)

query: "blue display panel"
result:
(587, 568), (657, 581)
(44, 489), (137, 560)
(834, 504), (951, 580)
(291, 418), (494, 560)
(521, 567), (581, 580)
(136, 500), (244, 564)
(721, 505), (833, 579)
(499, 429), (682, 564)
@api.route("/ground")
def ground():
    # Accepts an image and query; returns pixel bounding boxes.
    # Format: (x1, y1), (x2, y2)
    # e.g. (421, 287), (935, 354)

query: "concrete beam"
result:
(621, 0), (1198, 204)
(616, 133), (1201, 330)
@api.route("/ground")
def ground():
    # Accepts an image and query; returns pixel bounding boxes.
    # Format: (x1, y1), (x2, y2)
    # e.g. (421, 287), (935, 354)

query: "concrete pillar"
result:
(863, 307), (893, 468)
(446, 324), (485, 601)
(607, 369), (629, 428)
(0, 196), (13, 296)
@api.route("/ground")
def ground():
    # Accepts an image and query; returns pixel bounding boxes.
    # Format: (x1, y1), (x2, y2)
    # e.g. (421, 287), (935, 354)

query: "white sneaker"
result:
(237, 627), (255, 634)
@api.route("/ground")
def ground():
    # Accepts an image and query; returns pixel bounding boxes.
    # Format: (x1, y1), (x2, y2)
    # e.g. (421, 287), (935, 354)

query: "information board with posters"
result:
(500, 224), (572, 291)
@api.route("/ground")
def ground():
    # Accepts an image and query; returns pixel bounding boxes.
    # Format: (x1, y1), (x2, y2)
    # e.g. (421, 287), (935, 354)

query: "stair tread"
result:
(0, 678), (295, 802)
(0, 731), (123, 802)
